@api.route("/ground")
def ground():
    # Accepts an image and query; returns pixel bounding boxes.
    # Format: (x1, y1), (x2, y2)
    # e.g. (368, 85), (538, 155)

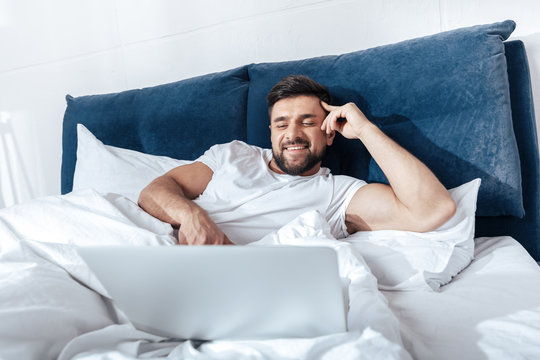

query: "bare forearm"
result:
(138, 176), (204, 227)
(138, 162), (230, 245)
(322, 101), (455, 231)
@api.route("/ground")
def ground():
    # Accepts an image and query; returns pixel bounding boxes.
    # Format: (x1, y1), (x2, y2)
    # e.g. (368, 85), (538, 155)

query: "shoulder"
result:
(210, 140), (264, 155)
(200, 140), (266, 170)
(332, 174), (367, 187)
(329, 174), (368, 206)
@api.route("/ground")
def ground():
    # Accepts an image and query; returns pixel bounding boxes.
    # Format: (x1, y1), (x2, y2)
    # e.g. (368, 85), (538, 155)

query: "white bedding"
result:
(384, 236), (540, 360)
(1, 190), (539, 359)
(0, 190), (409, 360)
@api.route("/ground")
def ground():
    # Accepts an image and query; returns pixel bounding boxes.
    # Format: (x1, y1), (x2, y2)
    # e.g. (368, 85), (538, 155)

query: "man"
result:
(138, 75), (456, 245)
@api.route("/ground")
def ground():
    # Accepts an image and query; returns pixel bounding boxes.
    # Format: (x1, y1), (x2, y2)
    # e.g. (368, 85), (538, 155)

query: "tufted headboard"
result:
(61, 21), (540, 260)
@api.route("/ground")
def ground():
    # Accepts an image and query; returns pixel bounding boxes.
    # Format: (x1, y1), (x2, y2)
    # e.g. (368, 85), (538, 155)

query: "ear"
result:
(326, 130), (335, 146)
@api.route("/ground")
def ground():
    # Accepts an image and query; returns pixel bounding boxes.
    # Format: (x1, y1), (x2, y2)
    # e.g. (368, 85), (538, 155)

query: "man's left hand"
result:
(320, 101), (372, 140)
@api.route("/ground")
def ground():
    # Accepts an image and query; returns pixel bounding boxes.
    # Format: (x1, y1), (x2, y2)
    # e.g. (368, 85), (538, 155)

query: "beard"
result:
(272, 138), (326, 176)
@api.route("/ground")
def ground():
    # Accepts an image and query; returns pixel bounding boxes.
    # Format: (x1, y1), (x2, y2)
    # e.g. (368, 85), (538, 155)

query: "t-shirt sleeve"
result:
(195, 143), (227, 172)
(326, 175), (367, 239)
(195, 141), (254, 173)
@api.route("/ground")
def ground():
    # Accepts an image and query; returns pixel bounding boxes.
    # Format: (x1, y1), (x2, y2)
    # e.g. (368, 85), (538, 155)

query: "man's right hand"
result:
(138, 161), (233, 245)
(177, 207), (234, 245)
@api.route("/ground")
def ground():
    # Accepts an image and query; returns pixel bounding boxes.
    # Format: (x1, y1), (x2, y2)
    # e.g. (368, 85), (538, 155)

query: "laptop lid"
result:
(77, 245), (346, 341)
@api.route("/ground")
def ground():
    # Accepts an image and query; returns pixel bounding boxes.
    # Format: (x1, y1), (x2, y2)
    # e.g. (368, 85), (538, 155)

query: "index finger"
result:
(320, 101), (338, 112)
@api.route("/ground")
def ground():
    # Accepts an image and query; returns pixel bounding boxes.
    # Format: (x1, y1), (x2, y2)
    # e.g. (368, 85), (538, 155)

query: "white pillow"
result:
(73, 124), (191, 203)
(346, 178), (481, 291)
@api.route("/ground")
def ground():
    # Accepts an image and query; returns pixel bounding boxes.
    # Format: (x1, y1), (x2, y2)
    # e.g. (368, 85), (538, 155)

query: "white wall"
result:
(1, 0), (539, 207)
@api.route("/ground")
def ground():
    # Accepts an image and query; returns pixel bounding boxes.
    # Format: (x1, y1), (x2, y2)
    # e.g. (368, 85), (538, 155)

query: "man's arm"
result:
(321, 101), (456, 233)
(138, 161), (232, 245)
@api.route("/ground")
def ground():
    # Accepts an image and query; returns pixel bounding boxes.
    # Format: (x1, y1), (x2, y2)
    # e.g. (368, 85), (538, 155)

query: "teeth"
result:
(287, 146), (306, 150)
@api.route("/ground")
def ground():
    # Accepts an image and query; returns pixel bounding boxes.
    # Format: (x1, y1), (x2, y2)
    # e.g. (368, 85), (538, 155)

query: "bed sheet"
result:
(383, 236), (540, 360)
(2, 189), (539, 359)
(0, 190), (409, 360)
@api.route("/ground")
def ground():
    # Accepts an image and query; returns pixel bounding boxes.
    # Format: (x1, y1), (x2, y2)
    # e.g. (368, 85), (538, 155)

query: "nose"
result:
(285, 122), (303, 140)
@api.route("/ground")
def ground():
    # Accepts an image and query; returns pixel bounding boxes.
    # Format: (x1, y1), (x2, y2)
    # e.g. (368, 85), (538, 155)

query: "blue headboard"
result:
(476, 40), (539, 258)
(61, 21), (540, 260)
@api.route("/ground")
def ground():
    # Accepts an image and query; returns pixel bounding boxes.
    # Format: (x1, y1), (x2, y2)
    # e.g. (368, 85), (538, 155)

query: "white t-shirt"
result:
(193, 141), (366, 245)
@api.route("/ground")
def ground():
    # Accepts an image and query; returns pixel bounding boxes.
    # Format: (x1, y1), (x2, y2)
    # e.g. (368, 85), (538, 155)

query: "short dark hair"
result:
(266, 75), (331, 113)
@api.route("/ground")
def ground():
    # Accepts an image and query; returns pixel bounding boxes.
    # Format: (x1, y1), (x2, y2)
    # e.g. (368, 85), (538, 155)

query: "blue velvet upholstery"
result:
(61, 66), (250, 194)
(247, 20), (522, 218)
(476, 40), (540, 260)
(61, 21), (540, 260)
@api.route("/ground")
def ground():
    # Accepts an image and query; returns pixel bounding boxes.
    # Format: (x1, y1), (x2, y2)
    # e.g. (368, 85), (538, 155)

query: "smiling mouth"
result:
(282, 140), (309, 151)
(284, 145), (308, 151)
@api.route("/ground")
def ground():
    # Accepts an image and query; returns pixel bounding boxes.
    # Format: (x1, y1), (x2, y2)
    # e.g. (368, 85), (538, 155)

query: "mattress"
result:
(384, 236), (540, 359)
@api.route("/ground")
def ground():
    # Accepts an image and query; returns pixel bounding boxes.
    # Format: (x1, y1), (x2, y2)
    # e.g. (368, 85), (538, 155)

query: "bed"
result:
(1, 19), (539, 359)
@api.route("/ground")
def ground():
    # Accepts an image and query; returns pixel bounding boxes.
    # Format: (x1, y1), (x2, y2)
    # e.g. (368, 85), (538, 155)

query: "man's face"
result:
(268, 95), (335, 176)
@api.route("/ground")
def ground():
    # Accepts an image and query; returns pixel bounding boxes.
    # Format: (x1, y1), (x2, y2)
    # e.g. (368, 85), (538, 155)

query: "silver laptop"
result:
(77, 245), (347, 340)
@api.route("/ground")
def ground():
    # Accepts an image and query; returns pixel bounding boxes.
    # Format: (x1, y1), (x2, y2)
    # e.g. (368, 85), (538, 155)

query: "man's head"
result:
(267, 75), (332, 115)
(266, 75), (335, 176)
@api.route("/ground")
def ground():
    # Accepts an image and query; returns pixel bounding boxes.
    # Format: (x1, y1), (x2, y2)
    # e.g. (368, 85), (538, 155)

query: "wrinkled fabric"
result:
(0, 191), (410, 360)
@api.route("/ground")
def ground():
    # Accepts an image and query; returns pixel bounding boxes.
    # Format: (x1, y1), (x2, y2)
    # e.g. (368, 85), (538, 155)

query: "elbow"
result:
(137, 180), (156, 210)
(408, 195), (456, 233)
(137, 190), (146, 207)
(440, 196), (457, 225)
(137, 187), (149, 210)
(424, 196), (457, 232)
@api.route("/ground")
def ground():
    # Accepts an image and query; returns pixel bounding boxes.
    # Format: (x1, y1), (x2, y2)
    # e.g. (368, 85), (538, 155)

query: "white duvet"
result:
(0, 190), (411, 360)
